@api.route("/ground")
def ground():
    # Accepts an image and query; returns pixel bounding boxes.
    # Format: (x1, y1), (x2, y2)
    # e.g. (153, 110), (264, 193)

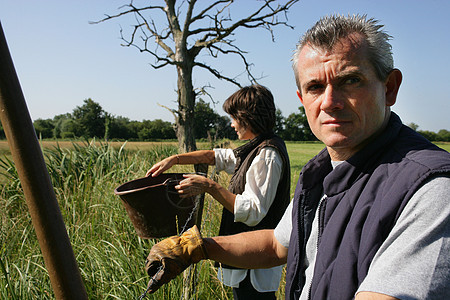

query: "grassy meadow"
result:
(0, 140), (322, 300)
(0, 139), (448, 299)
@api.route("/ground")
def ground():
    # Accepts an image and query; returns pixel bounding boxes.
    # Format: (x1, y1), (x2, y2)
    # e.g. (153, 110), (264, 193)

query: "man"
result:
(144, 15), (450, 299)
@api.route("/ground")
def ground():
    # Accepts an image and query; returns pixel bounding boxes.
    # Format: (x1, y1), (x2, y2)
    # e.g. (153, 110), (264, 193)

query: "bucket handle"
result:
(162, 172), (207, 210)
(163, 178), (196, 210)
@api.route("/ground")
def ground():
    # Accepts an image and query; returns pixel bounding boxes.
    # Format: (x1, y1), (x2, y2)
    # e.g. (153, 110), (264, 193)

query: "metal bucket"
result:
(114, 173), (198, 239)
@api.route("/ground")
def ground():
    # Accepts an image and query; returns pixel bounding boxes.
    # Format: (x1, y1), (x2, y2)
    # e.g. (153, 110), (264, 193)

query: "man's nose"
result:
(320, 85), (344, 112)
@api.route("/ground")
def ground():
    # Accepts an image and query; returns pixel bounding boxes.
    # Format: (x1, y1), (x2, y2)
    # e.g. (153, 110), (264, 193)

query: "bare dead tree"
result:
(93, 0), (299, 153)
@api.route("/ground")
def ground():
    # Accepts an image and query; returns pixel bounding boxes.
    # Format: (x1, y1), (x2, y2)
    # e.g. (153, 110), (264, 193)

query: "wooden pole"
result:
(0, 22), (88, 299)
(182, 164), (208, 299)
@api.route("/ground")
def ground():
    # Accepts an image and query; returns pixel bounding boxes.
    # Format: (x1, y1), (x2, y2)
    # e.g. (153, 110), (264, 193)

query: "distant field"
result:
(0, 139), (447, 157)
(0, 139), (448, 197)
(435, 142), (450, 152)
(0, 140), (216, 154)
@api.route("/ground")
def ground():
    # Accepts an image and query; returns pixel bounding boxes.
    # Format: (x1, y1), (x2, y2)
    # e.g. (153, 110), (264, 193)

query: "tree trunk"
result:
(175, 58), (197, 153)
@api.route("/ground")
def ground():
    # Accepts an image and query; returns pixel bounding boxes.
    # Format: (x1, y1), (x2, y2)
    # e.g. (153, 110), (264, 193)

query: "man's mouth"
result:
(322, 119), (350, 126)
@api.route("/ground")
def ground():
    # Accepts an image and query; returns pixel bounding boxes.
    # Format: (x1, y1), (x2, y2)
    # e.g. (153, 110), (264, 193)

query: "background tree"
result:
(72, 98), (106, 139)
(274, 108), (285, 136)
(436, 129), (450, 142)
(417, 130), (437, 142)
(282, 106), (316, 141)
(94, 0), (299, 153)
(52, 113), (75, 139)
(107, 116), (133, 140)
(194, 99), (221, 139)
(33, 118), (54, 139)
(193, 98), (235, 141)
(104, 113), (111, 141)
(407, 122), (419, 131)
(215, 114), (235, 140)
(138, 119), (177, 140)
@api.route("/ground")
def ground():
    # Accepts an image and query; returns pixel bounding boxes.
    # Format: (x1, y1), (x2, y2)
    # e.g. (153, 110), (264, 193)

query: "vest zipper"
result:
(307, 195), (327, 300)
(297, 193), (305, 299)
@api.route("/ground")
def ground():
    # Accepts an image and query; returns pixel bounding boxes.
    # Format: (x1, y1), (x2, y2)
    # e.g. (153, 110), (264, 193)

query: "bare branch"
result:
(118, 23), (174, 69)
(208, 43), (259, 83)
(93, 2), (178, 67)
(182, 0), (196, 39)
(190, 0), (298, 45)
(90, 2), (166, 25)
(94, 0), (298, 75)
(131, 3), (176, 60)
(194, 61), (241, 88)
(187, 0), (232, 25)
(194, 84), (217, 105)
(158, 102), (179, 119)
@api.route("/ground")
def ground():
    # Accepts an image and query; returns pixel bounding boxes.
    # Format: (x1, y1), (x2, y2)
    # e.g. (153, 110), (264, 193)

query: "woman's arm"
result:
(146, 150), (215, 177)
(175, 147), (283, 217)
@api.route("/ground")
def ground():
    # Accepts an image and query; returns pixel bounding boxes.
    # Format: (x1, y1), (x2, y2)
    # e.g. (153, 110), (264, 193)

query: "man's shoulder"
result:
(391, 126), (450, 170)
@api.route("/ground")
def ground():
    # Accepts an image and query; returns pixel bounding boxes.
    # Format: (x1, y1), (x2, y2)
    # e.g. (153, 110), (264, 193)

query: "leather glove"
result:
(144, 225), (208, 293)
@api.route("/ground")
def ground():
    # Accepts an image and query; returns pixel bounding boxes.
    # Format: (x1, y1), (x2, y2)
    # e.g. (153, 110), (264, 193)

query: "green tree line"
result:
(0, 98), (447, 142)
(27, 98), (318, 142)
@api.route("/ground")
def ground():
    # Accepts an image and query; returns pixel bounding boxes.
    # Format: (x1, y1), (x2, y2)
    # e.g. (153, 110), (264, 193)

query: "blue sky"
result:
(0, 0), (449, 132)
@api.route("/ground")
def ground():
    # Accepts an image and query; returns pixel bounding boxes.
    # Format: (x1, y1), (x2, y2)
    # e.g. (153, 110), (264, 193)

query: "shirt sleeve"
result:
(357, 175), (450, 300)
(214, 148), (236, 174)
(233, 147), (283, 226)
(274, 200), (293, 248)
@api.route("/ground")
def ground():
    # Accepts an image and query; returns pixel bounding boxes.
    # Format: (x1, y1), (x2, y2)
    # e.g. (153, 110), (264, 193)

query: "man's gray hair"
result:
(292, 14), (394, 90)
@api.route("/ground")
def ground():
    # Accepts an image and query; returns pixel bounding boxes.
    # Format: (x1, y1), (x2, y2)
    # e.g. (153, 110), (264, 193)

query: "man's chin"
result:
(321, 134), (353, 148)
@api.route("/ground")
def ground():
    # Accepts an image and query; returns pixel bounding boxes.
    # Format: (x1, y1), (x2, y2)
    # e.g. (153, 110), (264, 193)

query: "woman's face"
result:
(231, 118), (256, 140)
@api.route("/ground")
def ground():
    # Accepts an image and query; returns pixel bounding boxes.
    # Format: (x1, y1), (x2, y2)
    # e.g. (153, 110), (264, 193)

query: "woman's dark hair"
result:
(222, 84), (276, 135)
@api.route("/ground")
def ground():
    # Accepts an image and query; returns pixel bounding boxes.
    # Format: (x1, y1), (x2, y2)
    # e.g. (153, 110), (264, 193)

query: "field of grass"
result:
(0, 140), (304, 299)
(0, 139), (448, 299)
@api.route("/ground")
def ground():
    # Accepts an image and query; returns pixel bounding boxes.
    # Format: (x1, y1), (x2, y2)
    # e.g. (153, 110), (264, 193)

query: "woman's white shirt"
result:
(214, 147), (285, 292)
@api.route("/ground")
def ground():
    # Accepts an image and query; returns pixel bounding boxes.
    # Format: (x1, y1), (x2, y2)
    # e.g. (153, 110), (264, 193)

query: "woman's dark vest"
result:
(217, 133), (291, 269)
(285, 113), (450, 299)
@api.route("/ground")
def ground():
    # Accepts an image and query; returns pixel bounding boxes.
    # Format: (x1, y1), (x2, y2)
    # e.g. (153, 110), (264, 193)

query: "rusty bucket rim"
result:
(114, 173), (183, 196)
(114, 180), (165, 196)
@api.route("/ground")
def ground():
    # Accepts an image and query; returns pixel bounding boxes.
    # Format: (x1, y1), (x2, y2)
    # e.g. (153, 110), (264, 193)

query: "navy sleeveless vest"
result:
(285, 113), (450, 299)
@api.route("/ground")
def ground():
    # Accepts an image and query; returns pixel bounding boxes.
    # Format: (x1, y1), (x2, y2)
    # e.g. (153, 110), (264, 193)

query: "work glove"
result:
(144, 225), (208, 293)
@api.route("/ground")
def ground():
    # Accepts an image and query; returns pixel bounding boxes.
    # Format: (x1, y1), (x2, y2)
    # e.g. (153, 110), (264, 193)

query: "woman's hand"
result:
(146, 156), (177, 177)
(175, 174), (211, 198)
(177, 174), (236, 213)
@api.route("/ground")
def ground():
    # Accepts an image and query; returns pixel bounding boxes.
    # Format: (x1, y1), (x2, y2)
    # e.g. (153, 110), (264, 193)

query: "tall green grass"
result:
(0, 141), (232, 299)
(10, 140), (447, 298)
(0, 140), (327, 299)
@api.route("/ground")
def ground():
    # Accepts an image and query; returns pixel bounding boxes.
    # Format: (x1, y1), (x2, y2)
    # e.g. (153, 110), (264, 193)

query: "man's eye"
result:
(307, 84), (323, 92)
(344, 77), (361, 85)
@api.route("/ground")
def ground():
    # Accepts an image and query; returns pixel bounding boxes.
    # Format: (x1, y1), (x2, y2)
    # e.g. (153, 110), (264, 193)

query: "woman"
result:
(146, 85), (290, 299)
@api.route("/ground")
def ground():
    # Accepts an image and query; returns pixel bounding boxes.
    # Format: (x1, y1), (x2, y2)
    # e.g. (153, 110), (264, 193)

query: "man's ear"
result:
(296, 90), (304, 105)
(385, 69), (402, 107)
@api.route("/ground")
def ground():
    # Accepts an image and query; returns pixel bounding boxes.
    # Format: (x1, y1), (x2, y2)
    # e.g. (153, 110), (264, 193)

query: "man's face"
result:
(296, 34), (397, 160)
